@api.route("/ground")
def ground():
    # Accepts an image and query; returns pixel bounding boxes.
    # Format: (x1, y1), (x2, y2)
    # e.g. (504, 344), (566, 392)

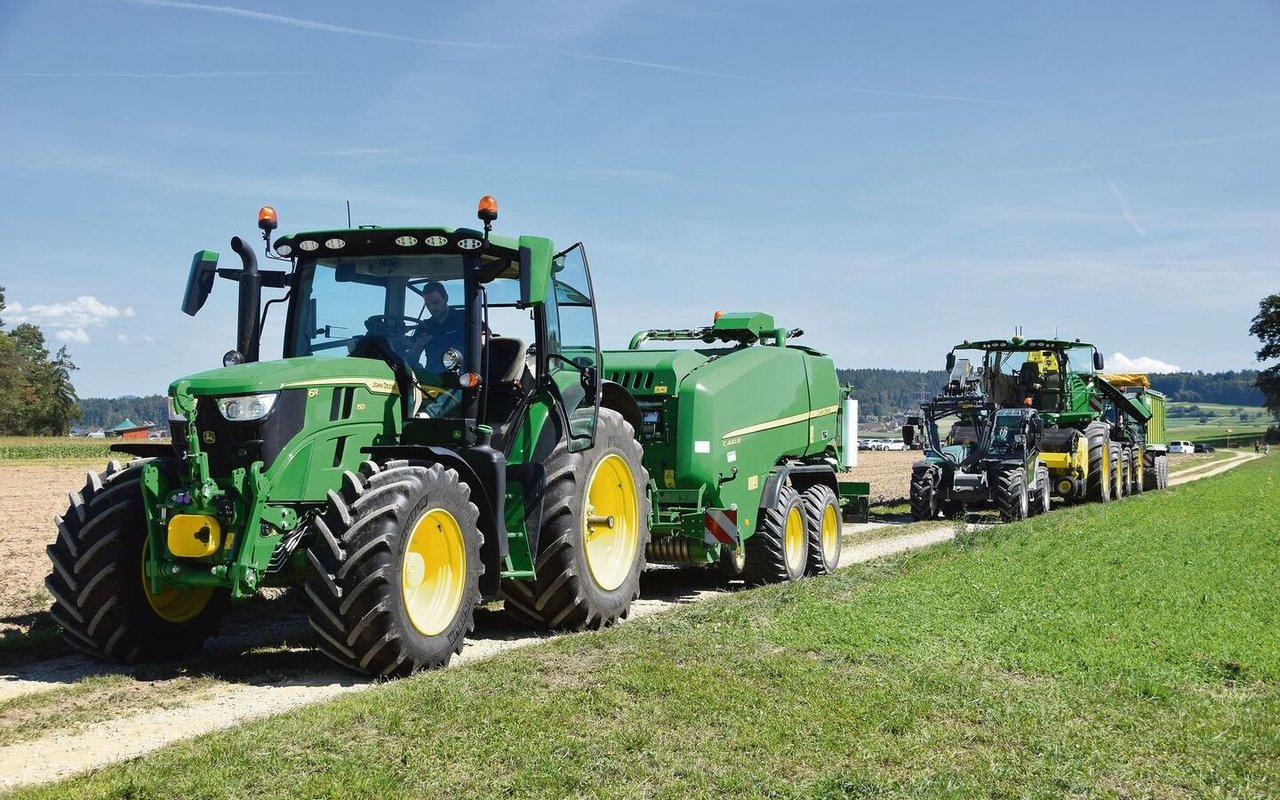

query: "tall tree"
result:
(1249, 293), (1280, 419)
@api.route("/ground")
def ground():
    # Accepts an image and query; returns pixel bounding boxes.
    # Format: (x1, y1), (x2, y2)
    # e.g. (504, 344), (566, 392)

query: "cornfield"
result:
(0, 437), (167, 461)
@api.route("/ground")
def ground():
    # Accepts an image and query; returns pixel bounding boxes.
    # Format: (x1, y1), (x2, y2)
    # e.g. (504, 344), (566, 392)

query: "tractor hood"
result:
(170, 356), (397, 397)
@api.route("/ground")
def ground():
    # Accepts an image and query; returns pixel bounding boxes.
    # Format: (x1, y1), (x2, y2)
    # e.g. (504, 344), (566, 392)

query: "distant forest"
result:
(74, 370), (1270, 430)
(838, 368), (1268, 419)
(78, 395), (167, 430)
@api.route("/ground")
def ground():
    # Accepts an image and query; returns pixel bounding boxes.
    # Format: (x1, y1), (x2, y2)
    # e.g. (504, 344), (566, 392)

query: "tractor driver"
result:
(405, 281), (465, 370)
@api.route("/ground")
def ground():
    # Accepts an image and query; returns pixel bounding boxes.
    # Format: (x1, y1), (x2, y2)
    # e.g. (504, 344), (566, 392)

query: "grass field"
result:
(1166, 403), (1274, 447)
(13, 458), (1278, 799)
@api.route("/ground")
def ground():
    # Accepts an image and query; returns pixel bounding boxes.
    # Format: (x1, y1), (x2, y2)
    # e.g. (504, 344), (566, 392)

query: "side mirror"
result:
(906, 415), (921, 427)
(1093, 351), (1105, 371)
(945, 352), (956, 372)
(182, 250), (219, 316)
(902, 424), (916, 449)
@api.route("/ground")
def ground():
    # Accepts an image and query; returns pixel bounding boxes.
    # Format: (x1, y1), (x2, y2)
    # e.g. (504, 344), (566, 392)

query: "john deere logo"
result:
(202, 431), (216, 444)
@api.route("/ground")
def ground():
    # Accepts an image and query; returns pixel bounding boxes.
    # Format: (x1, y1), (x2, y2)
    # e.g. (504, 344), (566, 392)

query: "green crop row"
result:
(0, 437), (117, 461)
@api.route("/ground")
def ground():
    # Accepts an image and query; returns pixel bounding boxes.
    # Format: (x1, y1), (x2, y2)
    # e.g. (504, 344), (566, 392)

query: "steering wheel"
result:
(364, 315), (421, 338)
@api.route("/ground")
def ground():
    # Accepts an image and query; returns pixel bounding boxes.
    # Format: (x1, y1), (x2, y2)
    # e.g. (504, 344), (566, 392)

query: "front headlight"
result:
(167, 396), (185, 422)
(216, 392), (278, 421)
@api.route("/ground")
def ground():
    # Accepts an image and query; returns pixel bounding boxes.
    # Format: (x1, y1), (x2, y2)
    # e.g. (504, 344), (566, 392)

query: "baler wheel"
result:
(909, 466), (940, 521)
(46, 458), (229, 663)
(995, 467), (1029, 523)
(501, 408), (649, 630)
(742, 484), (808, 585)
(305, 461), (482, 677)
(801, 484), (841, 575)
(1156, 454), (1170, 489)
(1085, 424), (1111, 504)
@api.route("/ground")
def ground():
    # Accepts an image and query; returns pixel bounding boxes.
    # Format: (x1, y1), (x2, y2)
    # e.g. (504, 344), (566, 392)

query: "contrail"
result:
(117, 0), (1030, 107)
(0, 71), (319, 78)
(1106, 176), (1175, 267)
(118, 0), (517, 50)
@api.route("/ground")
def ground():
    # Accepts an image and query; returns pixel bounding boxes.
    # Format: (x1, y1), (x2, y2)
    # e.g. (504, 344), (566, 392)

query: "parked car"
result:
(1193, 443), (1216, 453)
(857, 439), (875, 451)
(1168, 440), (1195, 454)
(883, 438), (906, 451)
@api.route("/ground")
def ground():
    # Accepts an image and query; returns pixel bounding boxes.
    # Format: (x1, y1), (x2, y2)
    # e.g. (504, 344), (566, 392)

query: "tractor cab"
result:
(181, 197), (605, 455)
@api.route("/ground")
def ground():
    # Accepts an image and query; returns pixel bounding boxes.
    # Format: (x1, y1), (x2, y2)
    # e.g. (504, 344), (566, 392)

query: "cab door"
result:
(546, 243), (600, 451)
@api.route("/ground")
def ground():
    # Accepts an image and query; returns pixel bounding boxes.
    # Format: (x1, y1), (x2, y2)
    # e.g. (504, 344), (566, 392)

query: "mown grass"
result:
(12, 460), (1280, 799)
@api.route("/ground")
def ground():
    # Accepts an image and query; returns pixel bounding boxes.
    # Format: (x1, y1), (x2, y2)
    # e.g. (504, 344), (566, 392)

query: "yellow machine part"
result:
(1040, 436), (1089, 487)
(1099, 372), (1151, 389)
(167, 514), (223, 558)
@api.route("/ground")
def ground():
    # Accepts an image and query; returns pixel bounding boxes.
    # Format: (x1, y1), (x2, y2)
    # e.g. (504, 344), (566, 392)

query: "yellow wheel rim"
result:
(821, 503), (839, 563)
(784, 505), (805, 573)
(402, 508), (466, 637)
(583, 453), (640, 592)
(140, 540), (214, 624)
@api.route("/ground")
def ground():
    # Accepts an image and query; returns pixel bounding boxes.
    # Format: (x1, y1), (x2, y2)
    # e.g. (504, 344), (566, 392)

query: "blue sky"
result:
(2, 0), (1278, 398)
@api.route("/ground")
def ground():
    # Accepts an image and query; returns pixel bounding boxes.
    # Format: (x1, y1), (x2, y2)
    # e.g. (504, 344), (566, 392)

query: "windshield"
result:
(291, 254), (468, 359)
(925, 405), (991, 465)
(987, 411), (1028, 458)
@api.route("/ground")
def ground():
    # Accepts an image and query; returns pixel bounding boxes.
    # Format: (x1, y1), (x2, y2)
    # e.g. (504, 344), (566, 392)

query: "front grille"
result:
(173, 389), (308, 475)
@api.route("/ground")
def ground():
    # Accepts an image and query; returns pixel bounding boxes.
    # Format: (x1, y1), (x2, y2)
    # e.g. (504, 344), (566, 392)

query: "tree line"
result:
(839, 367), (1269, 420)
(0, 287), (80, 435)
(77, 395), (168, 430)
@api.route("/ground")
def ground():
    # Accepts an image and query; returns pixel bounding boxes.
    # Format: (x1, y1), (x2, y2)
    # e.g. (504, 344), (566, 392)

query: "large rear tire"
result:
(801, 484), (841, 575)
(501, 408), (649, 630)
(995, 467), (1029, 523)
(1157, 454), (1169, 489)
(909, 466), (940, 521)
(1086, 424), (1111, 504)
(743, 484), (808, 585)
(305, 461), (482, 677)
(1128, 447), (1143, 494)
(46, 459), (230, 662)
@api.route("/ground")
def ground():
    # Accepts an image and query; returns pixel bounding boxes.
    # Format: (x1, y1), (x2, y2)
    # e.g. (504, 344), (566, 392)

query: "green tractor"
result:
(903, 358), (1050, 521)
(46, 198), (651, 677)
(936, 337), (1168, 506)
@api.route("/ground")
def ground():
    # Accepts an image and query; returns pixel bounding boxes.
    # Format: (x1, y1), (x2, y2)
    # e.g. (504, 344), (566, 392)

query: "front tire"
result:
(1030, 465), (1051, 516)
(995, 467), (1029, 523)
(743, 484), (809, 585)
(501, 408), (649, 630)
(801, 484), (841, 575)
(909, 466), (940, 521)
(305, 461), (482, 677)
(46, 459), (229, 662)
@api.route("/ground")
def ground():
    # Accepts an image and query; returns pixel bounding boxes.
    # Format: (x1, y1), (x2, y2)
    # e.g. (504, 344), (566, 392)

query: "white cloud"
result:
(1109, 352), (1181, 373)
(55, 328), (91, 344)
(7, 295), (134, 331)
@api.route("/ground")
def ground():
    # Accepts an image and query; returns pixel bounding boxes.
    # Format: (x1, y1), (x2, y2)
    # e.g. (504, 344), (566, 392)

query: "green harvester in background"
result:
(906, 336), (1168, 519)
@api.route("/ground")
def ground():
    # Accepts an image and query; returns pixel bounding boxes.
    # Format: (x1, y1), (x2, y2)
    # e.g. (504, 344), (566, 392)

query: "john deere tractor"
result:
(936, 336), (1168, 506)
(46, 198), (650, 677)
(903, 358), (1050, 521)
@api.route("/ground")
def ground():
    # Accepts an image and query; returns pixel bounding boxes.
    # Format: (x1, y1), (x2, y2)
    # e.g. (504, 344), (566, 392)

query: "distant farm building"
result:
(107, 419), (154, 441)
